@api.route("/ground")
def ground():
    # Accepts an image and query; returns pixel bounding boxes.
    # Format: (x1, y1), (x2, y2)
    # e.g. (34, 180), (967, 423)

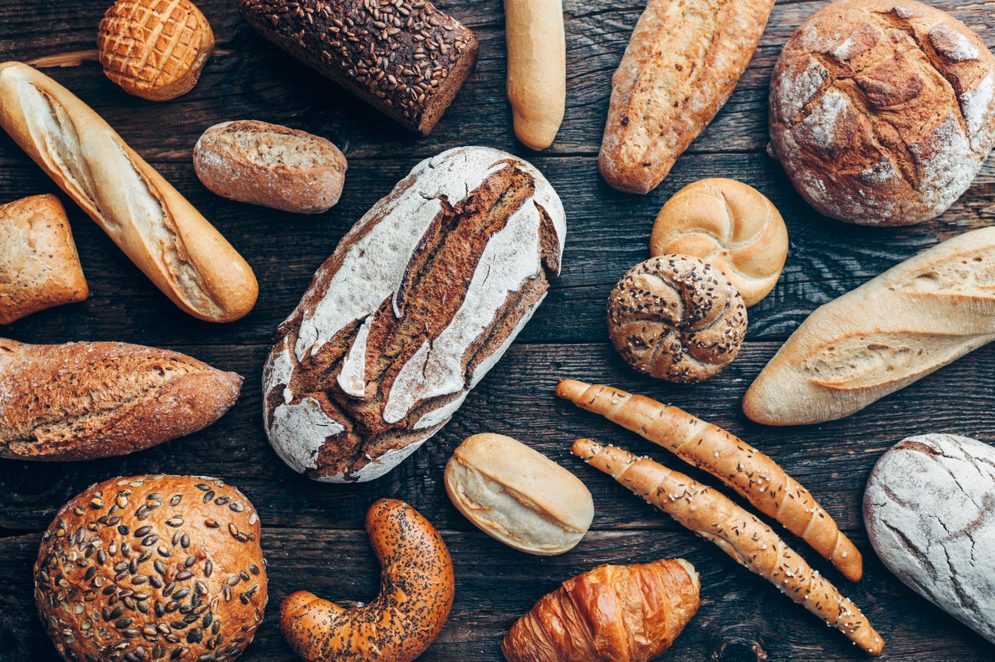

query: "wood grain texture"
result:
(1, 0), (994, 660)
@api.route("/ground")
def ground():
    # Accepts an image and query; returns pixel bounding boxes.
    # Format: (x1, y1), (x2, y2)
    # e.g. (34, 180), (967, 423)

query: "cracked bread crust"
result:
(864, 434), (995, 644)
(262, 147), (565, 483)
(769, 0), (995, 226)
(0, 339), (242, 461)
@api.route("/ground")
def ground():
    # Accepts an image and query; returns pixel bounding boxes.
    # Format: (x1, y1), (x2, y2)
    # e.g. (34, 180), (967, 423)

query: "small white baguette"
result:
(0, 62), (257, 322)
(744, 226), (995, 425)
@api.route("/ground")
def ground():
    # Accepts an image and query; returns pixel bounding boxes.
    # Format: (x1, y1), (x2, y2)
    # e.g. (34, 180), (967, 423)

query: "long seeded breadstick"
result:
(557, 379), (862, 582)
(572, 439), (885, 656)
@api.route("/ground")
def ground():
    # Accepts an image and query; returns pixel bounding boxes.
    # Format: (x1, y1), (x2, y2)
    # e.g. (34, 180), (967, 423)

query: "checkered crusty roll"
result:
(97, 0), (215, 101)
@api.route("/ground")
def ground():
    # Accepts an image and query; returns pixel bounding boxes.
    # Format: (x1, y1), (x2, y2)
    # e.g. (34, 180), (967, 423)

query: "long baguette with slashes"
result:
(557, 379), (862, 581)
(572, 439), (885, 656)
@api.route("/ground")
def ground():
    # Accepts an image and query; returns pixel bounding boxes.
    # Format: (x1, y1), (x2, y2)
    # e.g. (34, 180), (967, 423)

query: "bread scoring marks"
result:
(382, 201), (543, 424)
(961, 72), (995, 149)
(865, 434), (995, 643)
(929, 24), (981, 63)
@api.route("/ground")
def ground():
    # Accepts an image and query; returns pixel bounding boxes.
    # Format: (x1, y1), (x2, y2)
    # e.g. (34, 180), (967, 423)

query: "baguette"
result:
(572, 439), (885, 656)
(505, 0), (566, 150)
(0, 62), (257, 322)
(599, 0), (774, 194)
(557, 379), (862, 581)
(744, 226), (995, 426)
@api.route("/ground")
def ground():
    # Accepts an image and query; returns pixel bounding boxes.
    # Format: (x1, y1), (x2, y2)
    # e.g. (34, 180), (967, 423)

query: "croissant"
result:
(501, 558), (700, 662)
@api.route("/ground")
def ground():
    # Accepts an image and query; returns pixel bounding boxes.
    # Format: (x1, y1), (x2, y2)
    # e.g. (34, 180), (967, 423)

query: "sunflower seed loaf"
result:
(262, 147), (565, 482)
(240, 0), (479, 135)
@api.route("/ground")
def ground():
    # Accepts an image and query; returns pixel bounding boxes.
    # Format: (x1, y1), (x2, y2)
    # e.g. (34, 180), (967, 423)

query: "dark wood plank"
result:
(1, 527), (990, 661)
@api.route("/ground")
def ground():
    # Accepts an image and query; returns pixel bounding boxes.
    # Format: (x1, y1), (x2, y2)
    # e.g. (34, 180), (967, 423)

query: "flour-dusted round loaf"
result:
(34, 475), (268, 661)
(864, 434), (995, 644)
(263, 147), (566, 482)
(608, 255), (747, 383)
(650, 179), (788, 306)
(769, 0), (995, 226)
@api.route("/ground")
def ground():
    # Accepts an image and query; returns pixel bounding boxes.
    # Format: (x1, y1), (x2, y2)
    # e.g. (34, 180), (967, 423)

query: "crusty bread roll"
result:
(98, 0), (215, 101)
(194, 120), (347, 214)
(0, 62), (258, 322)
(35, 475), (267, 662)
(744, 226), (995, 426)
(505, 0), (566, 150)
(608, 255), (747, 383)
(444, 433), (593, 555)
(263, 147), (565, 482)
(600, 0), (775, 194)
(0, 338), (242, 461)
(0, 194), (88, 324)
(769, 0), (995, 226)
(502, 558), (700, 662)
(281, 499), (453, 662)
(650, 179), (788, 307)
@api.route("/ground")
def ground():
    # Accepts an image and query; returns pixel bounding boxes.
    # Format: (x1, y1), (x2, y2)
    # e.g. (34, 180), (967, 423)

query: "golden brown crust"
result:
(650, 179), (788, 307)
(501, 559), (700, 662)
(607, 255), (747, 383)
(0, 62), (258, 323)
(599, 0), (775, 194)
(769, 0), (995, 226)
(557, 380), (863, 581)
(0, 194), (88, 324)
(34, 474), (268, 661)
(280, 499), (454, 661)
(573, 439), (885, 656)
(98, 0), (215, 101)
(0, 339), (242, 461)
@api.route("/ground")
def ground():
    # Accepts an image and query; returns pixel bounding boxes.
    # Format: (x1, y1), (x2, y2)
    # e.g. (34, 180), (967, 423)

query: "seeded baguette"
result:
(240, 0), (479, 136)
(557, 379), (862, 581)
(0, 338), (242, 461)
(573, 439), (885, 656)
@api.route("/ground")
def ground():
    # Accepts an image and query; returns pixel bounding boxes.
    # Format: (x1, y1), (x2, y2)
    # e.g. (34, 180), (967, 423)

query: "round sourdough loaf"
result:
(769, 0), (995, 226)
(650, 179), (788, 306)
(34, 475), (267, 661)
(608, 255), (747, 383)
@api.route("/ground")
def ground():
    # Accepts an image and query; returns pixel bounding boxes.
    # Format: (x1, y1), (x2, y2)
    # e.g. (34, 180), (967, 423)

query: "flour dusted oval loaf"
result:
(769, 0), (995, 226)
(744, 226), (995, 425)
(864, 434), (995, 644)
(263, 147), (565, 482)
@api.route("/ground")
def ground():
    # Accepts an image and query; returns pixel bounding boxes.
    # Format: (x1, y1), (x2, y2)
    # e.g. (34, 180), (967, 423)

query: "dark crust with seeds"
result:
(239, 0), (479, 135)
(34, 474), (268, 662)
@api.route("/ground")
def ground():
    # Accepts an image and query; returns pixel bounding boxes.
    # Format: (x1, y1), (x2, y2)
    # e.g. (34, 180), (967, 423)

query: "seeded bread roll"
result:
(35, 474), (268, 662)
(0, 338), (241, 461)
(444, 433), (594, 555)
(240, 0), (479, 136)
(194, 121), (347, 214)
(607, 255), (747, 383)
(0, 194), (88, 324)
(769, 0), (995, 226)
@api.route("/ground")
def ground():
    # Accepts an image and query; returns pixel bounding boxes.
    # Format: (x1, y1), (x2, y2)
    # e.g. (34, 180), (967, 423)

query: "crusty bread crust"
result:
(263, 147), (566, 482)
(769, 0), (995, 226)
(744, 225), (995, 425)
(0, 62), (258, 322)
(599, 0), (774, 194)
(0, 338), (242, 461)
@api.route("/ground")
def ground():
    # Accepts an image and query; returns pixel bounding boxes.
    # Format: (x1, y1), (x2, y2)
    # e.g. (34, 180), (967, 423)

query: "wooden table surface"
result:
(2, 1), (994, 660)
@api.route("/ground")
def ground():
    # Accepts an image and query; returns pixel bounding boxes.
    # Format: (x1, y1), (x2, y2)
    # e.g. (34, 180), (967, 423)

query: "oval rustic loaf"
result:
(262, 147), (566, 482)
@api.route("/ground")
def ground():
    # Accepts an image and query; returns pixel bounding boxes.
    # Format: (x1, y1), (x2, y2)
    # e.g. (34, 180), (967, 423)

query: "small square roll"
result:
(0, 194), (88, 324)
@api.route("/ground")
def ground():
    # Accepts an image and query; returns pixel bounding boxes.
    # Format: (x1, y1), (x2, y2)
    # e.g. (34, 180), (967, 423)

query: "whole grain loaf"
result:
(262, 147), (566, 482)
(240, 0), (478, 135)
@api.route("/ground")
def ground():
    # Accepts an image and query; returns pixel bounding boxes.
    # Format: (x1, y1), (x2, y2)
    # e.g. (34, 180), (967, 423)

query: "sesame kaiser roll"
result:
(34, 475), (267, 661)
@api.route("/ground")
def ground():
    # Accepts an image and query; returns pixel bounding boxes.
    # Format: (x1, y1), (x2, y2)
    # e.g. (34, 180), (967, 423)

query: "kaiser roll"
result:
(769, 0), (995, 226)
(34, 475), (267, 661)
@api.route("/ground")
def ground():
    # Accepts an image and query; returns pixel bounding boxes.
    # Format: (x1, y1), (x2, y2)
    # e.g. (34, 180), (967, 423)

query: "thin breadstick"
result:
(572, 438), (885, 656)
(557, 379), (862, 581)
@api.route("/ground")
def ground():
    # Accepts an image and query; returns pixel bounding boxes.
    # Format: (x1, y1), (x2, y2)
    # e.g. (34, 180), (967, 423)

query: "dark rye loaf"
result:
(0, 339), (242, 461)
(240, 0), (478, 135)
(263, 147), (565, 482)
